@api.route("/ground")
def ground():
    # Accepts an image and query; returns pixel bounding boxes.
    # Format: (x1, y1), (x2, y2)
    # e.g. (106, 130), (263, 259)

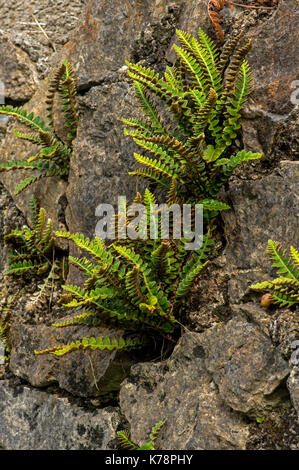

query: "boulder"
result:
(222, 161), (299, 303)
(9, 321), (138, 397)
(120, 331), (250, 450)
(0, 379), (120, 450)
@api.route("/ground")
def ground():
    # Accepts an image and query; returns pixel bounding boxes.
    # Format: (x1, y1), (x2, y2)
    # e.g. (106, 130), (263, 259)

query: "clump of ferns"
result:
(0, 294), (17, 362)
(123, 27), (262, 215)
(34, 27), (263, 357)
(4, 195), (56, 277)
(0, 61), (78, 194)
(251, 240), (299, 309)
(35, 188), (215, 357)
(117, 420), (166, 450)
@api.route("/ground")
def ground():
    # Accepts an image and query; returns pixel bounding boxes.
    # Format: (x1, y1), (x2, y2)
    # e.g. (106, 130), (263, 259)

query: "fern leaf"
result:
(35, 336), (141, 356)
(267, 240), (298, 281)
(175, 260), (209, 300)
(117, 431), (140, 450)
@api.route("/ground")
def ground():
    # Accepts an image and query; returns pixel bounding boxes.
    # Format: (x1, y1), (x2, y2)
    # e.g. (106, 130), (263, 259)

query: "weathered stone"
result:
(222, 161), (299, 303)
(120, 332), (250, 450)
(202, 316), (290, 416)
(0, 36), (39, 102)
(120, 318), (289, 447)
(237, 0), (298, 155)
(0, 0), (87, 77)
(231, 302), (272, 336)
(288, 367), (299, 419)
(0, 379), (120, 450)
(269, 310), (299, 358)
(9, 322), (137, 397)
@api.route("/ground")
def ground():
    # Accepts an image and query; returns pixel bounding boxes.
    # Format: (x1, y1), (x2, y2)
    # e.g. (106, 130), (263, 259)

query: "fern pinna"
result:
(117, 420), (166, 450)
(0, 61), (77, 194)
(4, 196), (55, 276)
(35, 188), (214, 357)
(123, 28), (262, 211)
(251, 240), (299, 308)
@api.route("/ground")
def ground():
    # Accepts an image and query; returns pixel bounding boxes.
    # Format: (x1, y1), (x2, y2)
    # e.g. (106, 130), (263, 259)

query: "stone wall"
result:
(0, 0), (298, 450)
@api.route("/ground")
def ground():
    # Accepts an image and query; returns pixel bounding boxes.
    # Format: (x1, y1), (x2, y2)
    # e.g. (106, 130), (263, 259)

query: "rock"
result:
(0, 36), (39, 102)
(231, 302), (272, 336)
(269, 310), (299, 358)
(0, 0), (87, 78)
(222, 161), (299, 303)
(0, 379), (120, 450)
(288, 367), (299, 419)
(202, 316), (290, 417)
(9, 322), (138, 397)
(239, 0), (298, 155)
(120, 317), (289, 449)
(120, 332), (250, 450)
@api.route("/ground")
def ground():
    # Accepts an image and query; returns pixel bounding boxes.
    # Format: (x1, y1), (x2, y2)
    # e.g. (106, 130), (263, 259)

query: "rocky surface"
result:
(120, 317), (290, 449)
(120, 332), (250, 450)
(222, 161), (299, 304)
(9, 321), (138, 397)
(0, 379), (120, 450)
(0, 0), (298, 451)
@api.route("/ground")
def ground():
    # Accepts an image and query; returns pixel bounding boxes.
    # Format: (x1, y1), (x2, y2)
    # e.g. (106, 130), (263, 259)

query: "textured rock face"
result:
(0, 380), (120, 450)
(120, 332), (250, 450)
(9, 322), (137, 397)
(0, 0), (87, 78)
(120, 319), (289, 449)
(202, 316), (289, 416)
(0, 0), (298, 451)
(222, 161), (299, 303)
(0, 36), (39, 102)
(240, 0), (298, 154)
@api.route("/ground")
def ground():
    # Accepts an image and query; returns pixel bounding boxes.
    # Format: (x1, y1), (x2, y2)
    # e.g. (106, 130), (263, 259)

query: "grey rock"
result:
(120, 317), (289, 449)
(230, 302), (272, 336)
(288, 368), (299, 420)
(0, 0), (87, 77)
(240, 0), (298, 154)
(0, 379), (120, 450)
(202, 316), (290, 416)
(0, 35), (39, 102)
(222, 161), (299, 303)
(9, 322), (137, 397)
(120, 332), (250, 450)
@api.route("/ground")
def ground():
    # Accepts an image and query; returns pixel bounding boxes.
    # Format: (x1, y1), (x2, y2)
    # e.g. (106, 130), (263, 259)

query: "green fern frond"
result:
(117, 431), (140, 450)
(175, 260), (209, 300)
(35, 336), (141, 357)
(251, 240), (299, 308)
(0, 61), (77, 193)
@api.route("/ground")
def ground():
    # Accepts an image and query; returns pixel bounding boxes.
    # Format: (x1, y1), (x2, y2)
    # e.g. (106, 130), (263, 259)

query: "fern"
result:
(251, 240), (299, 308)
(34, 191), (215, 356)
(0, 61), (77, 194)
(0, 294), (17, 362)
(117, 420), (166, 450)
(123, 28), (262, 208)
(4, 196), (55, 276)
(34, 27), (261, 358)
